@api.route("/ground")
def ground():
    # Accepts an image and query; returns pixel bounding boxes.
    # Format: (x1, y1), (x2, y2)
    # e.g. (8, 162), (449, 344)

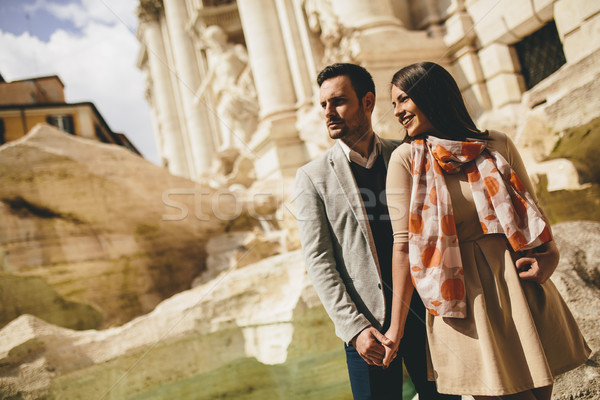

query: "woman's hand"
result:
(382, 242), (413, 368)
(382, 326), (403, 369)
(516, 240), (560, 284)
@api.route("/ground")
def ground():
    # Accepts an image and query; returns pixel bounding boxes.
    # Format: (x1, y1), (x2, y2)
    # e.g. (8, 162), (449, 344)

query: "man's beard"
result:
(331, 122), (370, 146)
(328, 124), (346, 140)
(328, 108), (367, 141)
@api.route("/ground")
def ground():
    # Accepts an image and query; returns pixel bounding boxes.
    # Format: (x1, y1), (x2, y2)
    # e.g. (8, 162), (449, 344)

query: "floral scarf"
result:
(409, 136), (552, 318)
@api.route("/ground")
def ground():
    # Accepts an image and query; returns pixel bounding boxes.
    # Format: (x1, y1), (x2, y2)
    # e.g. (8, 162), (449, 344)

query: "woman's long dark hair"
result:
(390, 62), (487, 141)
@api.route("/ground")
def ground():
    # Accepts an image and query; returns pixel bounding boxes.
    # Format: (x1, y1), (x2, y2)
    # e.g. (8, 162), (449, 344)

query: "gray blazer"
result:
(295, 138), (401, 343)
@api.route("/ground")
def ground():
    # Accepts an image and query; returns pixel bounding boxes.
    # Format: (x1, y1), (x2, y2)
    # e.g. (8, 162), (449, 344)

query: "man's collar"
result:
(338, 134), (382, 169)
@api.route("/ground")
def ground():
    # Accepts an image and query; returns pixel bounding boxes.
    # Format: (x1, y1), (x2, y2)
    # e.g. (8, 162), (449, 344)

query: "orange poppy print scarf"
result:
(409, 136), (552, 318)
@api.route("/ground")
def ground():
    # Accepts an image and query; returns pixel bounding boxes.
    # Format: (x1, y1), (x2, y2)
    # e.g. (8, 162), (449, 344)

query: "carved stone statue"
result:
(195, 25), (258, 153)
(303, 0), (357, 64)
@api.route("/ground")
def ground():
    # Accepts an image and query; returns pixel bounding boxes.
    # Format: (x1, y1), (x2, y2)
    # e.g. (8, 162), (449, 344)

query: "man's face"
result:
(319, 75), (371, 143)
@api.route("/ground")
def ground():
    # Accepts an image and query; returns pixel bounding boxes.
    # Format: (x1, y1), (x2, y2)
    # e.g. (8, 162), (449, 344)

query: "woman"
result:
(383, 62), (590, 399)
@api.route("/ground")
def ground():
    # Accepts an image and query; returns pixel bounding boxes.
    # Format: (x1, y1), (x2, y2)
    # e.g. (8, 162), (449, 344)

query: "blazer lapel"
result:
(328, 143), (379, 265)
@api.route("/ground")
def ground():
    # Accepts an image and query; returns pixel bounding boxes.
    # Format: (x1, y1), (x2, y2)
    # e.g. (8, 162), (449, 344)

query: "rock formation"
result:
(0, 214), (598, 399)
(548, 222), (600, 400)
(0, 250), (354, 399)
(0, 124), (238, 329)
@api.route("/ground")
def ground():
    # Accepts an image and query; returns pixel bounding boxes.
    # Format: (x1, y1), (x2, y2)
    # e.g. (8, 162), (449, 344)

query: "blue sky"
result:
(0, 0), (80, 41)
(0, 0), (158, 163)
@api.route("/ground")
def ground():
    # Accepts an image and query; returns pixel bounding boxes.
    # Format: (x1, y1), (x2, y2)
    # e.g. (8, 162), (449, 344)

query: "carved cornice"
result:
(137, 0), (164, 23)
(201, 0), (235, 6)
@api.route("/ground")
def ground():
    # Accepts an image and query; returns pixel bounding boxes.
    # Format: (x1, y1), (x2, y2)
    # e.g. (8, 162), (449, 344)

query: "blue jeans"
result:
(345, 292), (460, 400)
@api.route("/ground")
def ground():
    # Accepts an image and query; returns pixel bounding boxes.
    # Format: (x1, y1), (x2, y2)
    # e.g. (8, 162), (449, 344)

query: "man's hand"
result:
(352, 327), (393, 366)
(516, 240), (560, 284)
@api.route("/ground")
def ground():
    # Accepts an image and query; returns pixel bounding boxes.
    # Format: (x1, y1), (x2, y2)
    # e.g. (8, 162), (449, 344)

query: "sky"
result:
(0, 0), (159, 164)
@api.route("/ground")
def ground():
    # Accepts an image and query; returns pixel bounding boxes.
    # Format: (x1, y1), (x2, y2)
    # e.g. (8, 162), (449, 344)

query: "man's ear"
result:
(363, 92), (375, 112)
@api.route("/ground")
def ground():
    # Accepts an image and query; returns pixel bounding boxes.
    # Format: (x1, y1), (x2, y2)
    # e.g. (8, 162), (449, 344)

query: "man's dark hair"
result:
(391, 61), (485, 141)
(317, 63), (375, 100)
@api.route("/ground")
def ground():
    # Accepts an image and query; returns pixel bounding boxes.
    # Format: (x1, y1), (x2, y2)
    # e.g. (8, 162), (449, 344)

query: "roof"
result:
(0, 74), (65, 88)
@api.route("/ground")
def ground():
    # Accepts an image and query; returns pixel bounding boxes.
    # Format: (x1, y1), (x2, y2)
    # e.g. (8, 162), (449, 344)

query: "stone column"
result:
(147, 92), (166, 165)
(162, 0), (215, 177)
(274, 0), (313, 109)
(236, 0), (296, 119)
(138, 2), (190, 176)
(425, 0), (444, 36)
(236, 0), (308, 179)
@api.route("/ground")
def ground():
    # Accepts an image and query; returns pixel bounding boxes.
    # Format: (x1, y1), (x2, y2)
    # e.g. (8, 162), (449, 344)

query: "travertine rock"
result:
(0, 250), (351, 400)
(0, 223), (597, 399)
(193, 229), (285, 286)
(0, 274), (102, 330)
(0, 124), (230, 328)
(551, 222), (600, 400)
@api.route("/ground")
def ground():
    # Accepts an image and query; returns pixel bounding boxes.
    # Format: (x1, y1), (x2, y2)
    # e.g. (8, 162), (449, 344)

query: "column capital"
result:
(137, 0), (164, 23)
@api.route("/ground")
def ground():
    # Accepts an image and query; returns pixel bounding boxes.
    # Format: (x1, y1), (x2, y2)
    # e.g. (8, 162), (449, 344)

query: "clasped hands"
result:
(352, 327), (401, 369)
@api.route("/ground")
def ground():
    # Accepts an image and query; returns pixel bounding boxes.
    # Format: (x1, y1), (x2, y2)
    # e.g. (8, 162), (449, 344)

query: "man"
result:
(295, 63), (458, 399)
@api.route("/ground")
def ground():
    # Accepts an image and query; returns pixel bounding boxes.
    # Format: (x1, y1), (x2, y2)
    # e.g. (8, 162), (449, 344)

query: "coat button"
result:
(378, 283), (382, 289)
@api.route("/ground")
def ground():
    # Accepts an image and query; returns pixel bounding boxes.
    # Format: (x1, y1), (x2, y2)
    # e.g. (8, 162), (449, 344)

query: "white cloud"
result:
(25, 0), (138, 30)
(0, 1), (158, 163)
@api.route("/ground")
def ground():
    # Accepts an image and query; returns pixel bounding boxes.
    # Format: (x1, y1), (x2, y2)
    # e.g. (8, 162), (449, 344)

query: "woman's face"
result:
(391, 85), (438, 137)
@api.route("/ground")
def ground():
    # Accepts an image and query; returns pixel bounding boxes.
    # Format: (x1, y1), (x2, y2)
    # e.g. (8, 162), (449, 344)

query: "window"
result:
(514, 21), (566, 90)
(46, 115), (75, 134)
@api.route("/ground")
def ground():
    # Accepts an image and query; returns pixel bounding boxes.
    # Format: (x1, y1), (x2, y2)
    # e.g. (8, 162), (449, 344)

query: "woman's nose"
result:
(394, 105), (403, 118)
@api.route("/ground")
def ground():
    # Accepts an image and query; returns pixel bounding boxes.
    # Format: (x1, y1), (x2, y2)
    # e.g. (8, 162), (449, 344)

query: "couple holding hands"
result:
(295, 62), (590, 400)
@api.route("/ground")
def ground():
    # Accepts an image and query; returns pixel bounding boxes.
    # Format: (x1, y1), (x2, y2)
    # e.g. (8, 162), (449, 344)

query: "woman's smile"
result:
(391, 85), (438, 137)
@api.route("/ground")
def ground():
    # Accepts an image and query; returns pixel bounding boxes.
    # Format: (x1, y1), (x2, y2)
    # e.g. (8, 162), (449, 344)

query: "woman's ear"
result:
(363, 92), (375, 112)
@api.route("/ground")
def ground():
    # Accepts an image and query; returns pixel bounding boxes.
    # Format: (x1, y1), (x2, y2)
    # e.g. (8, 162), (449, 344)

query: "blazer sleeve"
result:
(295, 167), (372, 343)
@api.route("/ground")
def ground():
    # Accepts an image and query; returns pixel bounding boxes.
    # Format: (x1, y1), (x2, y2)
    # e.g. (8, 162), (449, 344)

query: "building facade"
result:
(136, 0), (600, 187)
(0, 74), (141, 155)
